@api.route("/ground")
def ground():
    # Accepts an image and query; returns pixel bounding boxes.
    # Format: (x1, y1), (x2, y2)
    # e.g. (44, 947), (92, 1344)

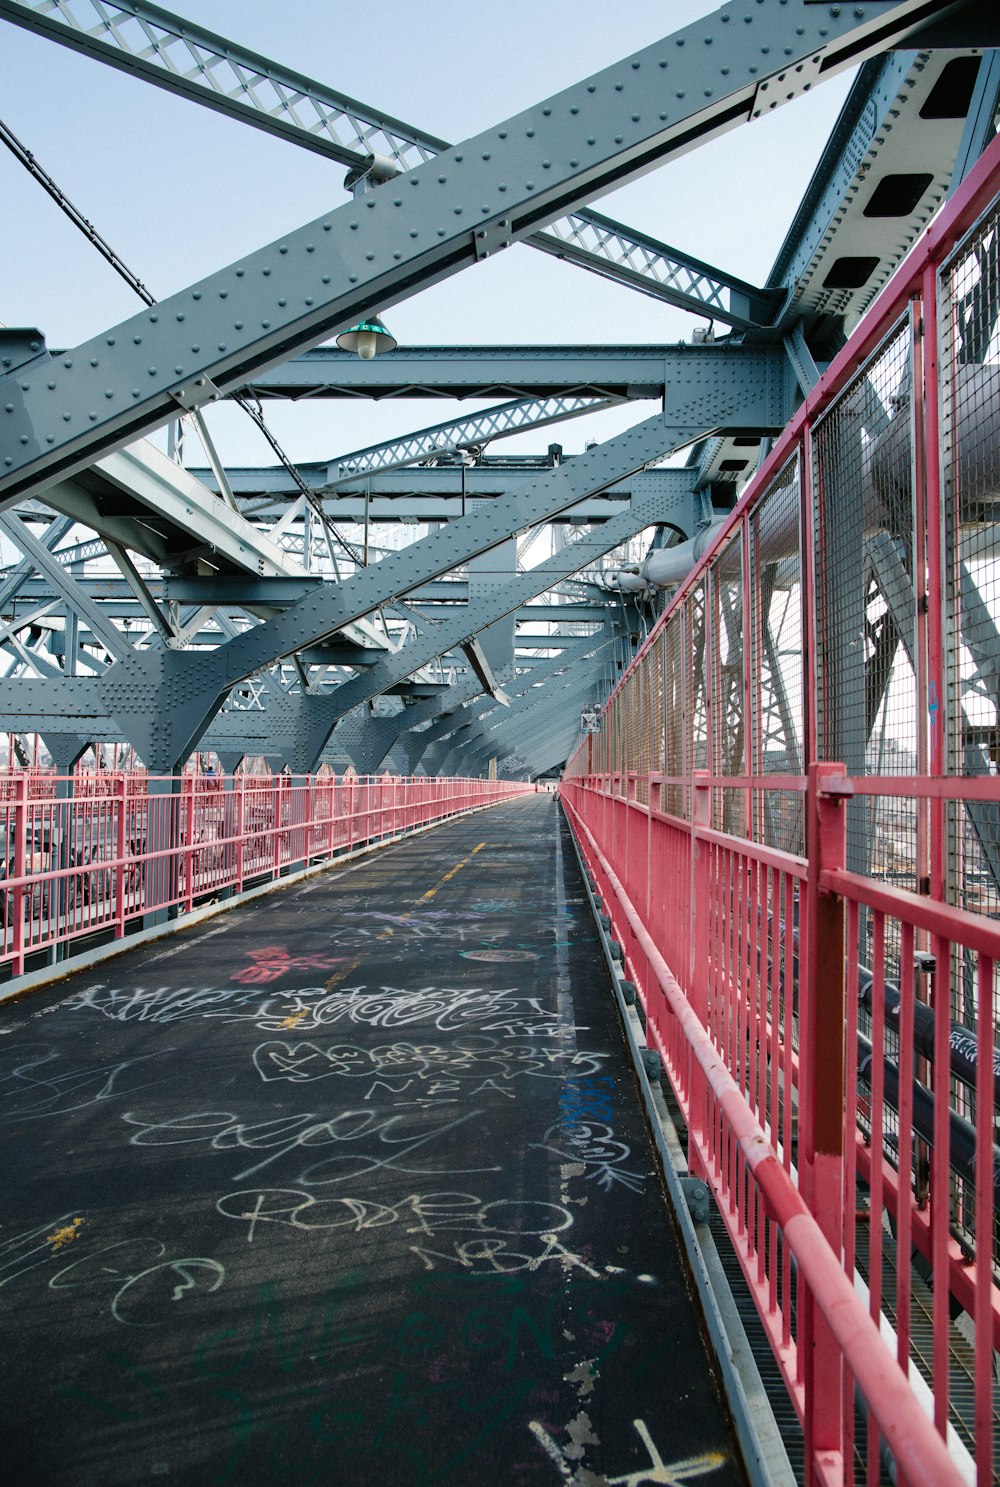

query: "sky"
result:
(0, 1), (856, 470)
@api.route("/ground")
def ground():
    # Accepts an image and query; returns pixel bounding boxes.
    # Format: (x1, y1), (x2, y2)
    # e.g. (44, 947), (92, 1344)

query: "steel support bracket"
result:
(474, 218), (512, 260)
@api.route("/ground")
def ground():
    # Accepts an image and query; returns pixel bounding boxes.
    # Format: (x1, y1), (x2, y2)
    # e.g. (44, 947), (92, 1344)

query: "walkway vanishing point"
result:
(0, 796), (746, 1487)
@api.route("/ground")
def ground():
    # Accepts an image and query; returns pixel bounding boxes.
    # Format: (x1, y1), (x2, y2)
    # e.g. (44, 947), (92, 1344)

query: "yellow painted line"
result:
(285, 840), (487, 1022)
(279, 1009), (309, 1030)
(323, 955), (363, 992)
(434, 841), (487, 890)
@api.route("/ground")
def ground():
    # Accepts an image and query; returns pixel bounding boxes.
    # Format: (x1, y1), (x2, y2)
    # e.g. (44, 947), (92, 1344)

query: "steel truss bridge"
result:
(3, 2), (1000, 1484)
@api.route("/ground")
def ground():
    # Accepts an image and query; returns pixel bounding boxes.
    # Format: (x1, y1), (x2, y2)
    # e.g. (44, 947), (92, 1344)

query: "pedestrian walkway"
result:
(0, 795), (744, 1486)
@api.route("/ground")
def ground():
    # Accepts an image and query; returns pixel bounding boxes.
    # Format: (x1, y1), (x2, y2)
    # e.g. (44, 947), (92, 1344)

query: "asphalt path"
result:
(0, 794), (744, 1486)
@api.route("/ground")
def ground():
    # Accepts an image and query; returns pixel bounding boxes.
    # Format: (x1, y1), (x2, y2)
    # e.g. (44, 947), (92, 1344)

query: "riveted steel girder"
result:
(45, 439), (308, 577)
(0, 512), (129, 660)
(95, 418), (687, 770)
(459, 655), (604, 754)
(445, 646), (613, 765)
(445, 671), (601, 774)
(0, 0), (772, 325)
(290, 477), (685, 771)
(769, 47), (993, 328)
(660, 344), (792, 433)
(382, 641), (616, 774)
(0, 0), (955, 505)
(325, 393), (626, 483)
(243, 345), (688, 401)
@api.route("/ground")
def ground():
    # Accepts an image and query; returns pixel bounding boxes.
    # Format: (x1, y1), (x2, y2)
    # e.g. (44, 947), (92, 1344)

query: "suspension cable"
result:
(0, 114), (363, 566)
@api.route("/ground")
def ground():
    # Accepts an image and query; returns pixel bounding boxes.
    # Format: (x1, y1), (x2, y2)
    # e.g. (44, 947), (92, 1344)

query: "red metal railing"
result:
(0, 772), (529, 979)
(561, 134), (1000, 1485)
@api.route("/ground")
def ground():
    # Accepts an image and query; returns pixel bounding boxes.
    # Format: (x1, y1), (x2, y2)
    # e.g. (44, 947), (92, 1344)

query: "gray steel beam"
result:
(242, 345), (687, 401)
(401, 639), (613, 761)
(325, 393), (626, 483)
(950, 49), (1000, 191)
(0, 1), (950, 506)
(394, 641), (616, 772)
(0, 0), (772, 325)
(463, 658), (603, 753)
(767, 46), (995, 328)
(0, 513), (73, 612)
(0, 0), (445, 171)
(295, 477), (687, 768)
(0, 512), (129, 661)
(98, 419), (688, 769)
(446, 674), (600, 775)
(446, 649), (611, 768)
(769, 54), (920, 300)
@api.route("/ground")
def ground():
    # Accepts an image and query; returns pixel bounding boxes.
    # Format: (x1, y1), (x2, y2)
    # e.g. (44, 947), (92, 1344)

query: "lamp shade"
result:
(336, 315), (397, 360)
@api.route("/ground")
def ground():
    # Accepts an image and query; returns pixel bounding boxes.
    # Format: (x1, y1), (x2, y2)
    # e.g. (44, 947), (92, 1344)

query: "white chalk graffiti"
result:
(0, 1221), (225, 1326)
(530, 1417), (726, 1485)
(251, 1036), (606, 1104)
(216, 1187), (572, 1240)
(533, 1119), (646, 1194)
(0, 1042), (173, 1122)
(215, 1185), (596, 1276)
(72, 983), (567, 1038)
(123, 1104), (499, 1185)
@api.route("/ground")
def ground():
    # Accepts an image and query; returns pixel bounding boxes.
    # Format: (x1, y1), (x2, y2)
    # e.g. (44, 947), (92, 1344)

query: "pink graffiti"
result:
(232, 946), (345, 985)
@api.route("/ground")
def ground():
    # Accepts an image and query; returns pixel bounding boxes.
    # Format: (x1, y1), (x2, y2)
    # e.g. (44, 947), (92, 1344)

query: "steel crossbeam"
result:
(240, 344), (687, 401)
(291, 478), (691, 770)
(324, 393), (626, 483)
(0, 512), (130, 660)
(0, 0), (772, 326)
(0, 1), (951, 507)
(371, 644), (612, 774)
(95, 418), (686, 769)
(437, 644), (613, 767)
(0, 0), (445, 170)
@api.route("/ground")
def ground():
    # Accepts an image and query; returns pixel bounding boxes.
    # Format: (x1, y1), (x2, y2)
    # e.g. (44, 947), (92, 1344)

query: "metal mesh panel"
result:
(634, 655), (652, 805)
(622, 671), (638, 792)
(814, 317), (918, 917)
(649, 631), (665, 791)
(664, 610), (688, 819)
(750, 456), (804, 852)
(939, 196), (1000, 917)
(688, 583), (709, 774)
(711, 534), (747, 836)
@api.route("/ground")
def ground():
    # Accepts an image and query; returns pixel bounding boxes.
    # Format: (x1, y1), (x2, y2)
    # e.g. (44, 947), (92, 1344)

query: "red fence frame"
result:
(0, 771), (529, 981)
(561, 135), (1000, 1486)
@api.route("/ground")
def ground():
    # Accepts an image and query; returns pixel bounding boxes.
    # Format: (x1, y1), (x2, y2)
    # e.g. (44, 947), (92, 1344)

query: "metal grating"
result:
(749, 457), (804, 853)
(814, 316), (917, 975)
(711, 535), (747, 837)
(939, 194), (1000, 921)
(689, 583), (709, 773)
(664, 608), (688, 819)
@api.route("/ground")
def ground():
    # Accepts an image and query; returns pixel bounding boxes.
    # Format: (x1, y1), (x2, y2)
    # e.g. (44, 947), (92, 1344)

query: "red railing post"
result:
(183, 774), (196, 912)
(801, 760), (849, 1477)
(10, 772), (27, 975)
(688, 769), (711, 1174)
(114, 775), (127, 935)
(235, 776), (246, 894)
